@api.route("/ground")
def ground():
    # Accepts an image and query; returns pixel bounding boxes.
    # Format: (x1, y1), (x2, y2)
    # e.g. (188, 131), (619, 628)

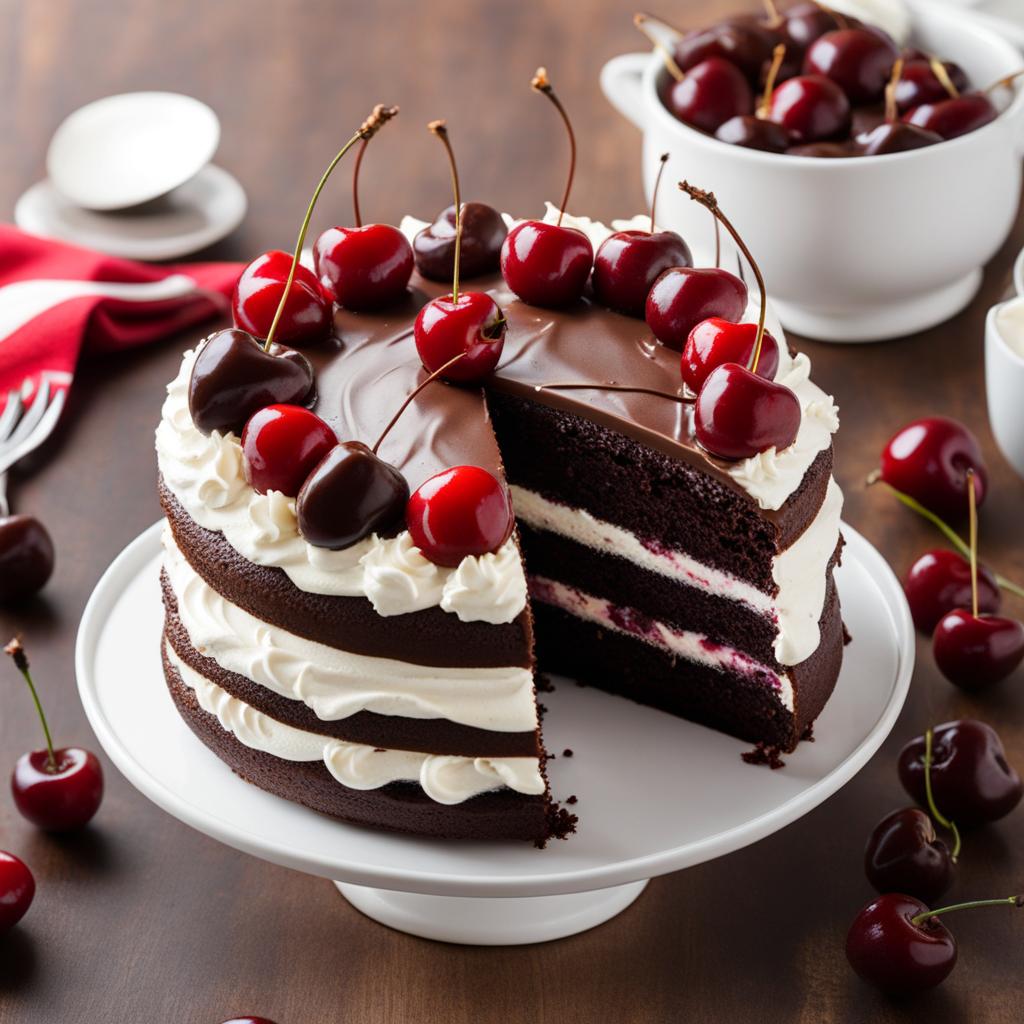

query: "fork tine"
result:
(0, 388), (66, 478)
(0, 390), (23, 445)
(3, 380), (51, 449)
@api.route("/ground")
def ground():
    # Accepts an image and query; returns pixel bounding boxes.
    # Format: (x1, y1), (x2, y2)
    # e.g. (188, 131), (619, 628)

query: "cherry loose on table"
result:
(933, 609), (1024, 690)
(682, 319), (780, 392)
(0, 514), (55, 604)
(769, 74), (851, 143)
(240, 405), (336, 497)
(904, 93), (998, 140)
(864, 807), (954, 904)
(904, 549), (1000, 634)
(313, 223), (414, 311)
(0, 851), (34, 933)
(646, 267), (749, 351)
(413, 202), (507, 283)
(804, 28), (897, 104)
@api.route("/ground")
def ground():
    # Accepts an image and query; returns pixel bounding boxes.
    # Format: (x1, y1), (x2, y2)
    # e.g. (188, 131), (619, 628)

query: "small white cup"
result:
(986, 295), (1024, 479)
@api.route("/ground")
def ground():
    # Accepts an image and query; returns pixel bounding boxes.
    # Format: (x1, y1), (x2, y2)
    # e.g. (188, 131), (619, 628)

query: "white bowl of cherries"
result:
(601, 0), (1024, 342)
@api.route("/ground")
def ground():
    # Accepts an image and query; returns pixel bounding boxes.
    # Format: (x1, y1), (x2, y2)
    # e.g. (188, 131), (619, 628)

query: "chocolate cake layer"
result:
(162, 578), (541, 758)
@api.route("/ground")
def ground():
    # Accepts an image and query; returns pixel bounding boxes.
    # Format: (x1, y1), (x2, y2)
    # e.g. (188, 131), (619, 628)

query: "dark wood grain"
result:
(1, 1), (1022, 1021)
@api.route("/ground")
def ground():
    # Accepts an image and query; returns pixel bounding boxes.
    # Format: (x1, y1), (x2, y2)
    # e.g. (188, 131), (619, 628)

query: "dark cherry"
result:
(682, 318), (780, 392)
(295, 442), (408, 551)
(846, 894), (957, 995)
(231, 250), (331, 347)
(895, 59), (970, 112)
(904, 549), (1001, 633)
(501, 220), (593, 308)
(904, 93), (998, 140)
(0, 851), (34, 933)
(592, 230), (692, 318)
(413, 292), (507, 384)
(12, 748), (104, 832)
(667, 58), (754, 134)
(0, 515), (54, 604)
(779, 2), (845, 56)
(804, 28), (897, 104)
(899, 720), (1022, 826)
(406, 465), (514, 568)
(879, 416), (987, 520)
(769, 74), (851, 143)
(933, 609), (1024, 690)
(240, 405), (336, 497)
(188, 329), (315, 437)
(715, 114), (790, 152)
(413, 202), (507, 283)
(646, 267), (748, 351)
(313, 223), (414, 311)
(857, 121), (942, 155)
(864, 808), (954, 904)
(786, 141), (855, 157)
(850, 102), (886, 136)
(673, 22), (775, 82)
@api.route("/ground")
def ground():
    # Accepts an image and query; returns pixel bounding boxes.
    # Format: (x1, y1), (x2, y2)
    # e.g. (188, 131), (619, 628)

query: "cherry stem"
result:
(263, 103), (398, 352)
(713, 215), (721, 269)
(352, 138), (368, 228)
(649, 153), (669, 233)
(633, 14), (686, 83)
(967, 469), (979, 618)
(680, 181), (766, 372)
(911, 895), (1022, 928)
(428, 120), (463, 304)
(532, 68), (577, 227)
(4, 637), (57, 772)
(924, 727), (962, 863)
(758, 44), (787, 119)
(372, 352), (467, 456)
(762, 0), (783, 28)
(929, 56), (960, 100)
(884, 58), (904, 125)
(865, 475), (1024, 600)
(537, 382), (694, 403)
(985, 68), (1024, 95)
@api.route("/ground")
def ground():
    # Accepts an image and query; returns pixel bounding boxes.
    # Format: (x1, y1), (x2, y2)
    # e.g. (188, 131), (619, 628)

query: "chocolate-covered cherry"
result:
(895, 59), (968, 112)
(667, 58), (754, 134)
(804, 28), (896, 104)
(899, 720), (1022, 826)
(682, 319), (780, 392)
(414, 202), (507, 283)
(188, 329), (314, 437)
(0, 514), (55, 604)
(904, 93), (997, 140)
(406, 465), (514, 567)
(241, 405), (336, 497)
(864, 808), (954, 904)
(715, 114), (790, 151)
(769, 74), (851, 143)
(231, 250), (330, 347)
(646, 267), (748, 351)
(904, 549), (1000, 633)
(933, 610), (1024, 690)
(313, 223), (413, 311)
(0, 851), (34, 933)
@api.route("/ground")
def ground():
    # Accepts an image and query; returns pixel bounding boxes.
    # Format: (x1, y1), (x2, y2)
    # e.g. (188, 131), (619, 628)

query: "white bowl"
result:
(986, 296), (1024, 478)
(46, 92), (220, 211)
(601, 0), (1024, 342)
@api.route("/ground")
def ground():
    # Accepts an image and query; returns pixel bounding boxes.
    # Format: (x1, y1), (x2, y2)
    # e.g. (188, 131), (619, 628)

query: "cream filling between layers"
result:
(511, 477), (843, 667)
(162, 529), (538, 734)
(165, 643), (544, 805)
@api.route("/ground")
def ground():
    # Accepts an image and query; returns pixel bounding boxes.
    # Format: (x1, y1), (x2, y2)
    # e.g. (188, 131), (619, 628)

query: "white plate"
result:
(76, 521), (913, 943)
(47, 92), (220, 211)
(15, 165), (247, 261)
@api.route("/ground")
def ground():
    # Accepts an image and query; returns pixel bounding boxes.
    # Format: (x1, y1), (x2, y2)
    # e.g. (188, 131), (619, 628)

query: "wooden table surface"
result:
(1, 1), (1022, 1021)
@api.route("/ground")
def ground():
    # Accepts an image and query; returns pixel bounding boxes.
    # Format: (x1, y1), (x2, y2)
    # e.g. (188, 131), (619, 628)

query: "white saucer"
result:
(76, 521), (913, 945)
(14, 165), (247, 261)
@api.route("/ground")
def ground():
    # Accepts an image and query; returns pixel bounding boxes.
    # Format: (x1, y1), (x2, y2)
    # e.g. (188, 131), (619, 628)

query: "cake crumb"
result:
(562, 748), (574, 757)
(800, 722), (815, 743)
(536, 673), (556, 693)
(567, 794), (578, 805)
(741, 742), (786, 770)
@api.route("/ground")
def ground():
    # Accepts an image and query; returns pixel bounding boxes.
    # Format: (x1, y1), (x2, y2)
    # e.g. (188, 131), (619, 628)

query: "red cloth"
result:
(0, 225), (242, 412)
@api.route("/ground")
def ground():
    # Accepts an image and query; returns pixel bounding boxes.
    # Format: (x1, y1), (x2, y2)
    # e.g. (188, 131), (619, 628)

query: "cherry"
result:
(894, 58), (968, 112)
(406, 465), (514, 568)
(646, 268), (748, 351)
(715, 114), (790, 151)
(769, 74), (851, 143)
(413, 202), (507, 283)
(231, 250), (330, 347)
(857, 57), (943, 155)
(786, 141), (854, 157)
(0, 514), (55, 604)
(904, 549), (1000, 634)
(666, 58), (755, 134)
(878, 416), (987, 521)
(682, 319), (780, 392)
(934, 610), (1024, 690)
(5, 637), (103, 831)
(904, 93), (997, 140)
(500, 69), (593, 308)
(592, 153), (692, 317)
(804, 28), (896, 104)
(899, 720), (1022, 826)
(864, 807), (954, 904)
(778, 2), (846, 56)
(240, 405), (336, 497)
(0, 851), (34, 933)
(673, 21), (776, 82)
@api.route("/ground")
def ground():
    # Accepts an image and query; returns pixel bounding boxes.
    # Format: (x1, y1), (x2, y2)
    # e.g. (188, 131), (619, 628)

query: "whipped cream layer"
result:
(166, 643), (544, 805)
(163, 530), (537, 733)
(156, 348), (527, 623)
(529, 576), (794, 712)
(512, 476), (843, 666)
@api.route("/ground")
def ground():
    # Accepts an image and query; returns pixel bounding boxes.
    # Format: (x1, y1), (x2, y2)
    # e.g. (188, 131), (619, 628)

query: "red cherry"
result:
(895, 59), (969, 112)
(779, 2), (846, 56)
(694, 362), (802, 460)
(904, 549), (1001, 633)
(406, 466), (514, 567)
(769, 74), (851, 143)
(645, 267), (748, 351)
(932, 609), (1024, 690)
(673, 22), (777, 81)
(864, 808), (954, 905)
(241, 405), (336, 497)
(231, 250), (331, 347)
(667, 57), (754, 133)
(803, 28), (897, 104)
(857, 121), (942, 155)
(904, 93), (997, 140)
(313, 223), (414, 311)
(500, 221), (593, 308)
(879, 416), (987, 521)
(715, 114), (791, 152)
(0, 851), (34, 933)
(682, 318), (780, 392)
(12, 747), (104, 832)
(413, 292), (507, 384)
(592, 230), (692, 318)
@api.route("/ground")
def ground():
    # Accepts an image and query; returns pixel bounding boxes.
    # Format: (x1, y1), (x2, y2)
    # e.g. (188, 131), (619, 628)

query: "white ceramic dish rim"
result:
(76, 520), (913, 897)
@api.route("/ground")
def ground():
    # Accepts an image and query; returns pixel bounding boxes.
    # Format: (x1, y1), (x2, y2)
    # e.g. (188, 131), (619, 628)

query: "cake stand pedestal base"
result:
(334, 879), (650, 945)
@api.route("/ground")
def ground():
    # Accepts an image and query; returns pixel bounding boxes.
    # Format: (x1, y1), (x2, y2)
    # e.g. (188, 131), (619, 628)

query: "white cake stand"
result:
(76, 521), (913, 945)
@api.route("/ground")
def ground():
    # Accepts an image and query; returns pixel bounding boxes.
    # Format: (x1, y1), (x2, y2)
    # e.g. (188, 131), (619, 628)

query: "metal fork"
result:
(0, 380), (67, 517)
